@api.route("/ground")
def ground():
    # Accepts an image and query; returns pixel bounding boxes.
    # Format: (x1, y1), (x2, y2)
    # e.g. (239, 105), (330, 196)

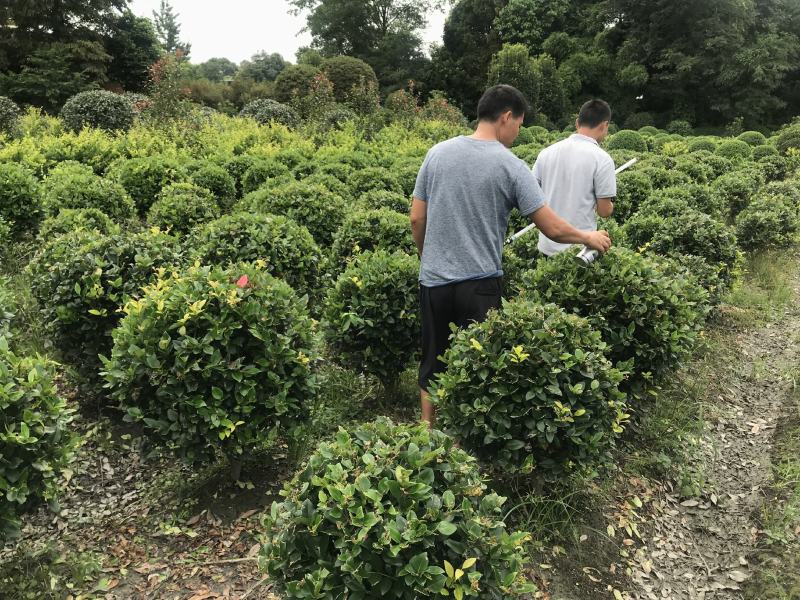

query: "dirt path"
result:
(625, 273), (800, 599)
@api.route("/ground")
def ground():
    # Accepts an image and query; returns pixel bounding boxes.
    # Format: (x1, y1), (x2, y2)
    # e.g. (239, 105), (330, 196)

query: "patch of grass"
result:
(0, 235), (49, 356)
(745, 372), (800, 599)
(727, 249), (797, 324)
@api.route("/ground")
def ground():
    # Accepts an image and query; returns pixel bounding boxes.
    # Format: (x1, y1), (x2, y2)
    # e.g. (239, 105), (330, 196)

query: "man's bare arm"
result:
(410, 198), (427, 255)
(530, 206), (612, 253)
(596, 197), (614, 218)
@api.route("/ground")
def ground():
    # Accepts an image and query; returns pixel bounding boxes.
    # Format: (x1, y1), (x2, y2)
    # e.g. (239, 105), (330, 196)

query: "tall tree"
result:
(289, 0), (447, 91)
(197, 57), (238, 82)
(152, 0), (191, 56)
(238, 52), (287, 82)
(428, 0), (506, 117)
(0, 0), (126, 72)
(104, 11), (162, 91)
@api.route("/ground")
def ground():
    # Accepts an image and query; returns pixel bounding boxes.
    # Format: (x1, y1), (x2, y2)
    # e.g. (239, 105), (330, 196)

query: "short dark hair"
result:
(577, 99), (612, 128)
(477, 85), (529, 122)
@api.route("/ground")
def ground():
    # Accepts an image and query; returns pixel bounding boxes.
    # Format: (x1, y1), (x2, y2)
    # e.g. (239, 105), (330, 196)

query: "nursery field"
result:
(1, 96), (800, 600)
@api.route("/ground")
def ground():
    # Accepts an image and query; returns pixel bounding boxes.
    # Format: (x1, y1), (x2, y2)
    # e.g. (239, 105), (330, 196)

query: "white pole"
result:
(505, 158), (638, 245)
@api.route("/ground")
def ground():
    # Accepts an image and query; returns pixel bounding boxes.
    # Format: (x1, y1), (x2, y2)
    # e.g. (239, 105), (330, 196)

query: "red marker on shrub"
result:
(236, 275), (249, 289)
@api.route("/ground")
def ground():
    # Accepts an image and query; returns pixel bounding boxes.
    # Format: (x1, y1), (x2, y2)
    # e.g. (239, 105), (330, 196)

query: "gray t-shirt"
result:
(413, 136), (545, 287)
(532, 133), (617, 256)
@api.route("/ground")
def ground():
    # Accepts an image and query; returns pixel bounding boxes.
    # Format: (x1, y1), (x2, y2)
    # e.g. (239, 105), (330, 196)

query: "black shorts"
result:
(418, 277), (502, 391)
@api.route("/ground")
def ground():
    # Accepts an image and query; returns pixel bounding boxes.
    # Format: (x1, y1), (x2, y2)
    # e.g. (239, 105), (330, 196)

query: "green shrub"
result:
(715, 139), (752, 161)
(687, 137), (718, 153)
(223, 154), (260, 198)
(637, 125), (660, 136)
(348, 166), (404, 197)
(323, 250), (419, 388)
(108, 155), (187, 215)
(37, 208), (120, 241)
(0, 338), (77, 540)
(502, 232), (543, 299)
(42, 163), (135, 222)
(607, 130), (648, 153)
(756, 155), (790, 182)
(273, 64), (321, 103)
(60, 90), (134, 133)
(737, 131), (767, 147)
(0, 277), (14, 338)
(639, 166), (691, 190)
(359, 189), (409, 214)
(735, 197), (799, 251)
(102, 263), (318, 463)
(241, 158), (292, 194)
(241, 181), (347, 246)
(607, 149), (639, 169)
(0, 96), (20, 136)
(261, 417), (535, 599)
(301, 172), (351, 199)
(666, 120), (693, 136)
(432, 300), (628, 474)
(0, 163), (42, 234)
(712, 170), (761, 215)
(239, 99), (299, 128)
(623, 209), (740, 289)
(321, 56), (379, 103)
(762, 180), (800, 208)
(521, 248), (709, 382)
(394, 161), (422, 196)
(614, 170), (653, 222)
(752, 144), (779, 160)
(147, 183), (220, 235)
(187, 212), (323, 298)
(673, 154), (715, 183)
(654, 184), (725, 218)
(776, 125), (800, 155)
(27, 229), (182, 379)
(690, 150), (733, 179)
(330, 208), (416, 267)
(189, 162), (237, 209)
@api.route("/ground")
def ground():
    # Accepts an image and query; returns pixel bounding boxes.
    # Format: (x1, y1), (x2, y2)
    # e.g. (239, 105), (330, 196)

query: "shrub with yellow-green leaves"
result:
(432, 300), (628, 474)
(261, 417), (535, 599)
(102, 263), (319, 463)
(27, 229), (182, 383)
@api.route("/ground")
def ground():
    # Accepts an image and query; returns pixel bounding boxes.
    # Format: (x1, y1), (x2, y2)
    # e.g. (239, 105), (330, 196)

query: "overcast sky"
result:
(128, 0), (448, 65)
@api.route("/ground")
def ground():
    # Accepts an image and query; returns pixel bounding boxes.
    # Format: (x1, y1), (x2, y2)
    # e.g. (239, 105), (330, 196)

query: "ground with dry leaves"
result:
(1, 255), (798, 600)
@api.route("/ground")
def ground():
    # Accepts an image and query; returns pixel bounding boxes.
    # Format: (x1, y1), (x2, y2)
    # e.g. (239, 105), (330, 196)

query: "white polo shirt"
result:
(532, 133), (617, 256)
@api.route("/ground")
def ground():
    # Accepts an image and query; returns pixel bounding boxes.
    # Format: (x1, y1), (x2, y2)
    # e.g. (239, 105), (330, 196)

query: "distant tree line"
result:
(2, 0), (798, 130)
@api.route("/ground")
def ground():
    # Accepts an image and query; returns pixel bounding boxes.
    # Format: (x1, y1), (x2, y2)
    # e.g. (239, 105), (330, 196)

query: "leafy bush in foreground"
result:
(0, 338), (77, 539)
(261, 417), (534, 599)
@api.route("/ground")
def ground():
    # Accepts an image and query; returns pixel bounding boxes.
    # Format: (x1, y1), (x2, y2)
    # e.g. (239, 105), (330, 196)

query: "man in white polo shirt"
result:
(533, 99), (617, 256)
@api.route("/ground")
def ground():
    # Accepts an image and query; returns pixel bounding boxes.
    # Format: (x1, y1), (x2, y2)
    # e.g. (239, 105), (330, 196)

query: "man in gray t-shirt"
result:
(411, 85), (612, 426)
(533, 99), (617, 256)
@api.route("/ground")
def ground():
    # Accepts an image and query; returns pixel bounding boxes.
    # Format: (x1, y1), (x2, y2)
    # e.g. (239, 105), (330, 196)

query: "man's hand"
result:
(583, 230), (612, 253)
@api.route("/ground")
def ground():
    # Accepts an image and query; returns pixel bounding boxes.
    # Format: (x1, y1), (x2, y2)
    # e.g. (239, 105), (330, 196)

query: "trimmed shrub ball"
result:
(323, 250), (420, 388)
(108, 155), (188, 215)
(330, 208), (416, 267)
(0, 163), (42, 235)
(103, 263), (318, 464)
(432, 300), (628, 474)
(186, 211), (323, 299)
(261, 417), (535, 599)
(60, 90), (134, 133)
(239, 99), (299, 128)
(607, 130), (648, 153)
(147, 183), (220, 235)
(42, 163), (135, 222)
(521, 248), (709, 384)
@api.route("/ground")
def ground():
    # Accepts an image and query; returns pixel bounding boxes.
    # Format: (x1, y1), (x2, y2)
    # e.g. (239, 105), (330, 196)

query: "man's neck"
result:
(470, 121), (499, 142)
(576, 127), (602, 142)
